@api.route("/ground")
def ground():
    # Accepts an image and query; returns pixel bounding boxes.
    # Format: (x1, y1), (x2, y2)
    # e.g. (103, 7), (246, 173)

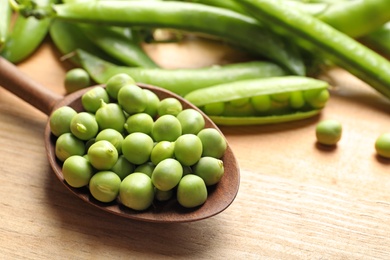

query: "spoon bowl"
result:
(0, 57), (240, 223)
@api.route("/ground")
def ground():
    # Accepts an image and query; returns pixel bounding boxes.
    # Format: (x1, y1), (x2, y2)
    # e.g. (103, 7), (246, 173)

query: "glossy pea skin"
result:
(105, 73), (136, 100)
(157, 97), (183, 116)
(122, 132), (154, 165)
(143, 89), (160, 118)
(64, 68), (91, 93)
(95, 128), (124, 154)
(119, 172), (155, 211)
(203, 102), (225, 116)
(193, 157), (224, 186)
(95, 102), (126, 133)
(124, 113), (154, 135)
(197, 128), (227, 159)
(150, 141), (175, 166)
(81, 86), (110, 113)
(375, 133), (390, 158)
(89, 171), (121, 203)
(88, 140), (119, 170)
(55, 133), (85, 162)
(315, 119), (342, 145)
(50, 106), (77, 137)
(151, 158), (183, 191)
(152, 115), (182, 142)
(111, 155), (134, 180)
(70, 112), (99, 141)
(177, 174), (207, 208)
(118, 84), (148, 115)
(174, 134), (203, 166)
(62, 155), (94, 188)
(176, 109), (205, 135)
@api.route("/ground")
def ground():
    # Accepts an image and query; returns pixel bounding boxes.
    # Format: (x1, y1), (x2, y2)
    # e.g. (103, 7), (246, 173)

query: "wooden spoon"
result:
(0, 57), (240, 223)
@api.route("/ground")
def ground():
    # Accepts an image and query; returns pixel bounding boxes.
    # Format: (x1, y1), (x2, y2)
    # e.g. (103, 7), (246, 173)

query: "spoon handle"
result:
(0, 57), (62, 115)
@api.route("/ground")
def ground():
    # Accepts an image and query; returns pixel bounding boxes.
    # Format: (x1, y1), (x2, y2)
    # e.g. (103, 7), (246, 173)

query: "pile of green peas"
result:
(50, 73), (227, 210)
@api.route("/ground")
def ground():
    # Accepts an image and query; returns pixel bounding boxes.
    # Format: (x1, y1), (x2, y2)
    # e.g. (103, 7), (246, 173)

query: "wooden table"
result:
(1, 37), (390, 259)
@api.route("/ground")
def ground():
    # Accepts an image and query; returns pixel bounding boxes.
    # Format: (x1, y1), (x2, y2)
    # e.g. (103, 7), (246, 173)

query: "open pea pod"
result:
(184, 76), (330, 125)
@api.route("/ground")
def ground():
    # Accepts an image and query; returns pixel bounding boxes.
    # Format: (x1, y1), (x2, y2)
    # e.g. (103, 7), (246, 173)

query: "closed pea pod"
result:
(76, 49), (288, 96)
(233, 0), (390, 100)
(184, 76), (329, 125)
(42, 1), (305, 75)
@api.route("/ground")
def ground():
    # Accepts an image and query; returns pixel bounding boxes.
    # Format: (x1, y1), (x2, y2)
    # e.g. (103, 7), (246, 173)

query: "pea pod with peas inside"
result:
(75, 49), (288, 96)
(184, 76), (330, 125)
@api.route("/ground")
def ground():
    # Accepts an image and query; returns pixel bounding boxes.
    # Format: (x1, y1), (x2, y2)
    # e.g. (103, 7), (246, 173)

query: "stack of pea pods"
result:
(2, 0), (390, 125)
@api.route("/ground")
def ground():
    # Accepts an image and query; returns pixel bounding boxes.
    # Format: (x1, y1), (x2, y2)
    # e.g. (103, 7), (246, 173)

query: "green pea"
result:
(81, 86), (110, 113)
(176, 109), (205, 135)
(70, 112), (99, 141)
(143, 89), (160, 118)
(118, 84), (147, 115)
(122, 132), (154, 165)
(124, 113), (154, 135)
(64, 68), (91, 93)
(62, 155), (94, 188)
(203, 102), (225, 116)
(315, 119), (342, 145)
(88, 140), (119, 170)
(152, 115), (182, 142)
(177, 174), (207, 208)
(134, 162), (155, 178)
(89, 171), (121, 203)
(95, 128), (124, 154)
(150, 141), (175, 165)
(119, 172), (155, 211)
(95, 102), (126, 133)
(193, 157), (224, 186)
(174, 134), (203, 166)
(197, 128), (227, 159)
(157, 97), (182, 116)
(111, 155), (134, 180)
(251, 95), (271, 112)
(154, 188), (173, 202)
(55, 133), (85, 162)
(304, 89), (330, 109)
(289, 91), (305, 109)
(50, 106), (77, 137)
(375, 133), (390, 158)
(105, 73), (136, 100)
(151, 158), (183, 191)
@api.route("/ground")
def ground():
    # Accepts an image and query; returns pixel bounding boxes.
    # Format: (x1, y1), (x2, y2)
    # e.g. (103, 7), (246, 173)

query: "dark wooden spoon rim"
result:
(45, 83), (240, 223)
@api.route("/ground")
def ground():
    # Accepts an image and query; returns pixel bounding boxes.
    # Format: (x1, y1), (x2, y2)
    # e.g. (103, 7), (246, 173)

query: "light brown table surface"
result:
(1, 37), (390, 259)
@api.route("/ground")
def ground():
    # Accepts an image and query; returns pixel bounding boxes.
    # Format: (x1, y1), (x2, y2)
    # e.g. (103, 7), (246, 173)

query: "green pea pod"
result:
(316, 0), (390, 38)
(76, 48), (288, 96)
(182, 0), (328, 16)
(45, 1), (305, 75)
(1, 0), (57, 63)
(0, 0), (12, 52)
(184, 76), (329, 125)
(78, 24), (159, 68)
(360, 22), (390, 58)
(233, 0), (390, 100)
(49, 20), (119, 65)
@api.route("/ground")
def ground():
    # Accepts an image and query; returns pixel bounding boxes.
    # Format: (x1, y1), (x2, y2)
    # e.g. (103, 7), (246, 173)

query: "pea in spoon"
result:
(0, 56), (240, 223)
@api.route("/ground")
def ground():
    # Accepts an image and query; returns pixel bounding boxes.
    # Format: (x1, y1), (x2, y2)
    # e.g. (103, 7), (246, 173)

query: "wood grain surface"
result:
(1, 36), (390, 259)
